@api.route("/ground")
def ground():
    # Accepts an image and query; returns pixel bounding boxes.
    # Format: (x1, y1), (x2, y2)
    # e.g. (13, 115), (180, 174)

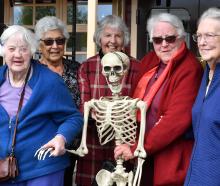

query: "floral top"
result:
(62, 58), (80, 108)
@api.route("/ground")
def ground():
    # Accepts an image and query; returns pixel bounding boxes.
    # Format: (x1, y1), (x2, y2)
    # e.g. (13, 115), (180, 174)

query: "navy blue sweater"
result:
(0, 60), (83, 182)
(185, 63), (220, 186)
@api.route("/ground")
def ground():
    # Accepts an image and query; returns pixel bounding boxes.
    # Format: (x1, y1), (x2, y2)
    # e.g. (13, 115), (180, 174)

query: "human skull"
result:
(101, 51), (130, 95)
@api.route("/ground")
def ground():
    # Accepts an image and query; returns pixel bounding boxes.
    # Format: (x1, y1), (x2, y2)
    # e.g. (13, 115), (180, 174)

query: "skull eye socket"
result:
(104, 66), (122, 73)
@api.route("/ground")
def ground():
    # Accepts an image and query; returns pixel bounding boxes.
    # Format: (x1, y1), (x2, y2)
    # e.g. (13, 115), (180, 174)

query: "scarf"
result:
(133, 43), (185, 120)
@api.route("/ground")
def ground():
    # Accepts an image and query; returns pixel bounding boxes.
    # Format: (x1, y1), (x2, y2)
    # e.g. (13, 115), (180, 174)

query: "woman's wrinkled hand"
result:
(41, 134), (66, 157)
(114, 144), (134, 161)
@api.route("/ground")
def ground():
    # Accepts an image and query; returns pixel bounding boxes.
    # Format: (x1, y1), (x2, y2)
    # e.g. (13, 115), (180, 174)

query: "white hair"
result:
(198, 7), (220, 24)
(147, 12), (186, 42)
(0, 25), (38, 57)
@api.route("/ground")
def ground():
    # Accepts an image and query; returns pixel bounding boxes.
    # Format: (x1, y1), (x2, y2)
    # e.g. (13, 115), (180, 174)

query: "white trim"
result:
(86, 0), (97, 58)
(130, 0), (137, 58)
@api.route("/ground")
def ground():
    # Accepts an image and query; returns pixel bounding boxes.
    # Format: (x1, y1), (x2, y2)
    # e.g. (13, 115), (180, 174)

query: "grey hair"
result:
(147, 12), (186, 42)
(35, 16), (69, 41)
(93, 15), (130, 48)
(198, 7), (220, 24)
(0, 25), (38, 56)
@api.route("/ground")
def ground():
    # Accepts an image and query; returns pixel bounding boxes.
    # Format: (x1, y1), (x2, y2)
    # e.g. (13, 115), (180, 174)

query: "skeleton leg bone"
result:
(132, 158), (145, 186)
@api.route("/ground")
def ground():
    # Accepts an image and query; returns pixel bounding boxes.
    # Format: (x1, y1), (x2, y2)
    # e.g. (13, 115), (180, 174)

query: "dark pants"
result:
(140, 156), (154, 186)
(64, 155), (78, 186)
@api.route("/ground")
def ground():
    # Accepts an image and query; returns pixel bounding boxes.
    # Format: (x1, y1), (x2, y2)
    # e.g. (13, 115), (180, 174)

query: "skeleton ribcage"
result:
(91, 97), (138, 146)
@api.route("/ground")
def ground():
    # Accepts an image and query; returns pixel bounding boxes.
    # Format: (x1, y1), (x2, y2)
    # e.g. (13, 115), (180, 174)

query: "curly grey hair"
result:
(35, 16), (69, 41)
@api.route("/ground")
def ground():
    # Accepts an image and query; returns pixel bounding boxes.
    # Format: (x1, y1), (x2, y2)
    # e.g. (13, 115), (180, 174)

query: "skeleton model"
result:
(35, 51), (147, 186)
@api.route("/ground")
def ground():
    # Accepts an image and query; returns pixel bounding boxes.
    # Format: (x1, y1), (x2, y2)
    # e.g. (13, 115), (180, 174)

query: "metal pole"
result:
(0, 0), (5, 65)
(72, 0), (77, 61)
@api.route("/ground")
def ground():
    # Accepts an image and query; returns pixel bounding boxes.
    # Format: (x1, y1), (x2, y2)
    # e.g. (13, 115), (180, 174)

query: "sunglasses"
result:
(40, 38), (66, 46)
(152, 35), (177, 44)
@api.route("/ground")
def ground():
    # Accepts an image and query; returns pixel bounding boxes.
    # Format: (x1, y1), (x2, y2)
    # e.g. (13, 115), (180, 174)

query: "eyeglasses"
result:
(40, 38), (66, 46)
(192, 33), (220, 42)
(152, 35), (178, 44)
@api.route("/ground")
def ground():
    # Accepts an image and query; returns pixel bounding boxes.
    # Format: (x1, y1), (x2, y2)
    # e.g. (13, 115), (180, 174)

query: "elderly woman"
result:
(114, 13), (203, 186)
(35, 16), (80, 107)
(184, 7), (220, 186)
(0, 25), (83, 186)
(76, 15), (140, 186)
(35, 16), (81, 186)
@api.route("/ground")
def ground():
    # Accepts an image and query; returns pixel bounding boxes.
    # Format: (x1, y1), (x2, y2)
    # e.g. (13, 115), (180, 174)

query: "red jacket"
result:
(133, 44), (203, 186)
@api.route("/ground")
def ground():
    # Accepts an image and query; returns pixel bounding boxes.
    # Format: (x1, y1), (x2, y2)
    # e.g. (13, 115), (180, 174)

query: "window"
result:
(13, 0), (57, 26)
(6, 0), (112, 63)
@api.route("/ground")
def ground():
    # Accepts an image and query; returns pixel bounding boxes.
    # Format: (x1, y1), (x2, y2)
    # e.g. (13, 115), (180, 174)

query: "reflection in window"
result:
(76, 54), (86, 63)
(67, 32), (87, 52)
(14, 0), (33, 4)
(67, 1), (87, 24)
(36, 0), (56, 3)
(98, 4), (112, 21)
(14, 6), (33, 25)
(67, 1), (112, 25)
(36, 6), (56, 21)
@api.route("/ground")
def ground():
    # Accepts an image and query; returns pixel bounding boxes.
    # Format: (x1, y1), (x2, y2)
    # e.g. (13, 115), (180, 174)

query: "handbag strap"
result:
(10, 65), (31, 156)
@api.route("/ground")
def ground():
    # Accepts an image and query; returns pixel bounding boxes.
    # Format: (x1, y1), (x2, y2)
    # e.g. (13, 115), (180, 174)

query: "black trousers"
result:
(64, 154), (78, 186)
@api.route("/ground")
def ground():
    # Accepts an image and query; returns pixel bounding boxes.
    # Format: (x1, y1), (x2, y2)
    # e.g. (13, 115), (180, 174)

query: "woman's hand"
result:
(41, 135), (66, 157)
(114, 144), (134, 161)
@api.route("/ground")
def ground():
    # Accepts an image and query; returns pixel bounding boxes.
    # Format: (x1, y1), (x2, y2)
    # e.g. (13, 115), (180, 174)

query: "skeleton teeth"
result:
(109, 77), (120, 82)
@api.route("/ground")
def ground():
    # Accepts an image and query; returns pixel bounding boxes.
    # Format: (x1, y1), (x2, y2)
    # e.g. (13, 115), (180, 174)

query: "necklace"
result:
(7, 70), (26, 88)
(7, 66), (32, 88)
(206, 69), (214, 96)
(208, 70), (214, 82)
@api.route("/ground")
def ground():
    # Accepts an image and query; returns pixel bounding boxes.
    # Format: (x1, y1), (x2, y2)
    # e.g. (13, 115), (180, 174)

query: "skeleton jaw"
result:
(108, 83), (122, 95)
(106, 75), (124, 95)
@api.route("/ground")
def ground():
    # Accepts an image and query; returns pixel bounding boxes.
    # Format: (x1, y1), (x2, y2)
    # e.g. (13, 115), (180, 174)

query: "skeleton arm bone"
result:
(133, 100), (147, 159)
(132, 100), (147, 186)
(67, 100), (93, 156)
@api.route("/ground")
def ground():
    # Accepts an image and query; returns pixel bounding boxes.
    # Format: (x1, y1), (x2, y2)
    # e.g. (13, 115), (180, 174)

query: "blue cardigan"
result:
(0, 60), (83, 182)
(184, 63), (220, 186)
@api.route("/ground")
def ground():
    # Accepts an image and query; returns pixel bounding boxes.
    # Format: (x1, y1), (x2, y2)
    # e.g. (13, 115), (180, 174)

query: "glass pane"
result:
(98, 4), (112, 21)
(15, 0), (33, 4)
(76, 54), (86, 63)
(63, 54), (86, 63)
(66, 32), (87, 52)
(67, 1), (88, 24)
(14, 6), (33, 25)
(36, 0), (56, 3)
(35, 6), (56, 21)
